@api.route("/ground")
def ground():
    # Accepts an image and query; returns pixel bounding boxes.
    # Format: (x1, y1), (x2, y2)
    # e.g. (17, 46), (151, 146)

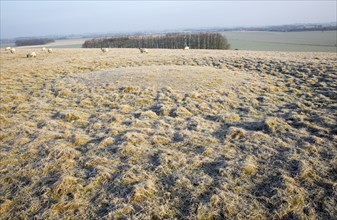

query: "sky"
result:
(1, 1), (336, 39)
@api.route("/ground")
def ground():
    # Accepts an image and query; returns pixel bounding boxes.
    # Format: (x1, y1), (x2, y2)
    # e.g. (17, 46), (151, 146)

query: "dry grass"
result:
(1, 48), (336, 219)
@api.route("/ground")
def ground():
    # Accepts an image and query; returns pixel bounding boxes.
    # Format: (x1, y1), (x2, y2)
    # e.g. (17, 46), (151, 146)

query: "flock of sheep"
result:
(5, 46), (52, 58)
(102, 46), (189, 54)
(4, 47), (15, 54)
(4, 45), (190, 58)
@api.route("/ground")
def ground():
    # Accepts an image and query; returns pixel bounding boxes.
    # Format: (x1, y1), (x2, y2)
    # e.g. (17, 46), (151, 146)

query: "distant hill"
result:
(221, 22), (337, 32)
(1, 22), (336, 43)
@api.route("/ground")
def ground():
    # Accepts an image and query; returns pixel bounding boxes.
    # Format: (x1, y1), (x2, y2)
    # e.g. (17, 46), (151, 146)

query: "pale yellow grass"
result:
(0, 48), (336, 219)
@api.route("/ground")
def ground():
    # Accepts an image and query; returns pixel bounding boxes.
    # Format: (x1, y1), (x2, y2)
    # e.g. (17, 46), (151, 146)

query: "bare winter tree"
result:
(83, 33), (230, 50)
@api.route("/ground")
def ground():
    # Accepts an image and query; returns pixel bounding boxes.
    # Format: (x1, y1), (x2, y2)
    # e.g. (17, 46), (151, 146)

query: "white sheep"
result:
(139, 48), (148, 53)
(5, 47), (11, 52)
(101, 48), (109, 53)
(10, 48), (16, 53)
(27, 52), (37, 58)
(48, 48), (53, 53)
(184, 46), (190, 50)
(42, 47), (46, 51)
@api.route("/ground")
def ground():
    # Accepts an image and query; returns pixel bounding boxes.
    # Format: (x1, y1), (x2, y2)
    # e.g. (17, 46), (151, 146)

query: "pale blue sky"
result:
(1, 1), (336, 39)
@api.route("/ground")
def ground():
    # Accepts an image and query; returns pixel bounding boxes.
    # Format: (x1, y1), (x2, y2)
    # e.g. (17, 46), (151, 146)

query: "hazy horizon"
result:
(1, 1), (336, 39)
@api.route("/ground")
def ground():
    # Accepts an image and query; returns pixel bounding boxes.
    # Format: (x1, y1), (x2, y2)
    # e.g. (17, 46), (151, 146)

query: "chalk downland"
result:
(0, 48), (336, 219)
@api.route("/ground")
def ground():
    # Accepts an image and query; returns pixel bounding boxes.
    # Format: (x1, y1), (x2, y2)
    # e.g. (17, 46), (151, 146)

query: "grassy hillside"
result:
(0, 48), (336, 219)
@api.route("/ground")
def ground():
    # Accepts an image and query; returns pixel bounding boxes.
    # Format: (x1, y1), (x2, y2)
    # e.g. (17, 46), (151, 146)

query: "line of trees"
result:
(15, 38), (55, 46)
(82, 33), (230, 49)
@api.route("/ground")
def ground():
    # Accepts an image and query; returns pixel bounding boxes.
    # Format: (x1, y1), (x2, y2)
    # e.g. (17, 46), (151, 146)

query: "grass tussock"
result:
(72, 134), (91, 146)
(0, 48), (336, 219)
(62, 110), (90, 122)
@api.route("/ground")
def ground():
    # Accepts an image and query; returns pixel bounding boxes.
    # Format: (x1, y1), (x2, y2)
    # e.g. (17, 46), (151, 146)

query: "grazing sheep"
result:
(139, 48), (148, 53)
(48, 48), (53, 53)
(5, 47), (11, 52)
(27, 52), (37, 58)
(184, 46), (190, 50)
(10, 48), (16, 53)
(101, 48), (109, 53)
(42, 47), (46, 51)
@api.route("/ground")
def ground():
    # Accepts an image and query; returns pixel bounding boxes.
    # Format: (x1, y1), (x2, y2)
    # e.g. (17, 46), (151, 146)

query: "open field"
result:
(2, 31), (336, 52)
(224, 31), (337, 52)
(0, 38), (88, 49)
(0, 48), (337, 219)
(5, 38), (90, 49)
